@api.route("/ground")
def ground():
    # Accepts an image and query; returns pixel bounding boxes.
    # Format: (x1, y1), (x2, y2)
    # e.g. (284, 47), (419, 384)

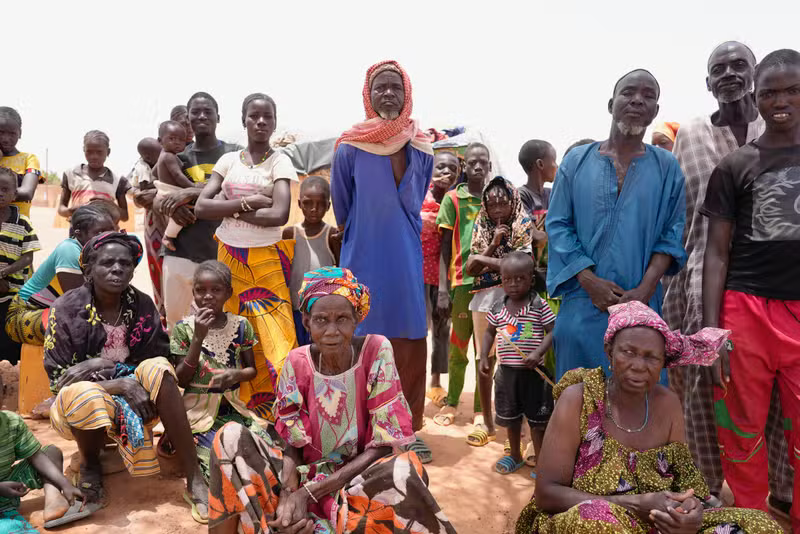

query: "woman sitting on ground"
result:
(43, 232), (209, 524)
(209, 267), (456, 534)
(6, 204), (115, 345)
(171, 260), (267, 479)
(516, 300), (780, 534)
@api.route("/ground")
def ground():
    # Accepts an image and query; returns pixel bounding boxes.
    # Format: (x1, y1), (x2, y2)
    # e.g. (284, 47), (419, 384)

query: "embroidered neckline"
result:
(197, 313), (240, 366)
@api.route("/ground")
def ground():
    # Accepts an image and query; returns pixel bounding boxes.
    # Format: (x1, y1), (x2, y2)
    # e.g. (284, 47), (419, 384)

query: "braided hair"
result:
(241, 93), (276, 123)
(193, 260), (233, 290)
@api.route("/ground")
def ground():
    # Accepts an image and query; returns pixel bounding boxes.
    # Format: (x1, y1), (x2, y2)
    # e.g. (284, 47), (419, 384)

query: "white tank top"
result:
(290, 223), (336, 310)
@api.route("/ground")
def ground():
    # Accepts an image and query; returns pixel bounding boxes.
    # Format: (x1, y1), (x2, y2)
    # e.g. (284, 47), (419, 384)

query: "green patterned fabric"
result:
(0, 412), (42, 512)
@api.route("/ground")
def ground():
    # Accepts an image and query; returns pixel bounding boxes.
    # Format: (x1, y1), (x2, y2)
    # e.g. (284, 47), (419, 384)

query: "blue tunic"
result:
(331, 143), (433, 339)
(545, 143), (686, 380)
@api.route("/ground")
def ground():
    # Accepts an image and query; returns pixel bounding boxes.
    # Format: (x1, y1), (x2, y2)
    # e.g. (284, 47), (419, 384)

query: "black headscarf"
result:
(43, 232), (169, 392)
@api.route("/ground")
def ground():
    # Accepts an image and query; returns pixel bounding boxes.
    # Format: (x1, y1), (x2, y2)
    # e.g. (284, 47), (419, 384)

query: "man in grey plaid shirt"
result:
(662, 41), (793, 515)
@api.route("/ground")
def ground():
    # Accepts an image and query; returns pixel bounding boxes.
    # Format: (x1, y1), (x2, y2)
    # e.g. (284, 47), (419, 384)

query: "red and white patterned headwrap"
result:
(604, 301), (730, 368)
(335, 60), (433, 156)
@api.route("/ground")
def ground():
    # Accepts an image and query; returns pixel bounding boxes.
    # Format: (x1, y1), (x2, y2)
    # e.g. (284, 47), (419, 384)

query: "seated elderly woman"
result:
(43, 232), (209, 524)
(209, 267), (455, 534)
(516, 301), (780, 534)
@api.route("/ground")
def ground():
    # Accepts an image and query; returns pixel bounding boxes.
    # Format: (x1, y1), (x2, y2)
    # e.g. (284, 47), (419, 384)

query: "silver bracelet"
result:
(302, 483), (318, 503)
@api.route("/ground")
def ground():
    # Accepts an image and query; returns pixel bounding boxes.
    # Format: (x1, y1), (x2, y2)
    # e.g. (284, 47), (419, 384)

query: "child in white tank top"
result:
(282, 176), (341, 345)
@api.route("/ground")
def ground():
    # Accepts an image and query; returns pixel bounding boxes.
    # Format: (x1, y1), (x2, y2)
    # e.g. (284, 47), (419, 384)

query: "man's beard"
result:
(717, 86), (749, 104)
(377, 109), (400, 120)
(616, 121), (647, 136)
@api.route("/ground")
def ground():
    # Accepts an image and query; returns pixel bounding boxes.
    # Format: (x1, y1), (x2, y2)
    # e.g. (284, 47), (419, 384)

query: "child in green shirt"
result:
(0, 375), (86, 532)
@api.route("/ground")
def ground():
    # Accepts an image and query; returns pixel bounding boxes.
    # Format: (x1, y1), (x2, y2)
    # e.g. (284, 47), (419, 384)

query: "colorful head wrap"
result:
(652, 121), (680, 143)
(335, 60), (433, 156)
(604, 301), (730, 368)
(470, 176), (533, 291)
(298, 267), (371, 322)
(80, 231), (144, 273)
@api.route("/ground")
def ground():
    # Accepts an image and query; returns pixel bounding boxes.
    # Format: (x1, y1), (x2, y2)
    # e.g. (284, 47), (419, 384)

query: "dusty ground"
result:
(9, 205), (789, 533)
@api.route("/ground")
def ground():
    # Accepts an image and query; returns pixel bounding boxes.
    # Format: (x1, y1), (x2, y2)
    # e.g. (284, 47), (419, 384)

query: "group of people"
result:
(0, 40), (797, 534)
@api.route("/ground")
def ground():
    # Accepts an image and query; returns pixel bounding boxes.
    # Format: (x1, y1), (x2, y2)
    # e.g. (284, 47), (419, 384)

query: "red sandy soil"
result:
(7, 206), (790, 533)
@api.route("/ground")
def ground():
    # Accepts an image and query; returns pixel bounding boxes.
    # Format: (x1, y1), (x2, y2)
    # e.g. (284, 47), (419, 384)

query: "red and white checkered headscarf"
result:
(335, 60), (433, 156)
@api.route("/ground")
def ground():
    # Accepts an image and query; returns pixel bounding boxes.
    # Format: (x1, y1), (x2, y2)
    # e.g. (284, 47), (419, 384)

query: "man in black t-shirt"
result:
(702, 49), (800, 527)
(154, 92), (240, 330)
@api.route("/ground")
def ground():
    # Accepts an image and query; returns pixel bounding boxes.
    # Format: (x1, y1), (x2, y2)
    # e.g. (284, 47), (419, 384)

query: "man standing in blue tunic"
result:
(546, 69), (687, 380)
(331, 60), (434, 462)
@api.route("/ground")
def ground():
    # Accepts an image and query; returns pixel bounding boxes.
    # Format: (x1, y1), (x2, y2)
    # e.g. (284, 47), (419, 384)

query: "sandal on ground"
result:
(466, 427), (496, 447)
(524, 442), (537, 467)
(426, 387), (448, 408)
(183, 491), (209, 525)
(43, 498), (103, 529)
(433, 406), (456, 427)
(495, 456), (525, 475)
(403, 436), (433, 464)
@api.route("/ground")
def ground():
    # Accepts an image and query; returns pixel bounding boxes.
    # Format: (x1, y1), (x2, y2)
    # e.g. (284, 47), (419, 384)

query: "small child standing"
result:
(58, 130), (130, 221)
(154, 120), (191, 251)
(282, 176), (340, 346)
(171, 260), (265, 481)
(129, 137), (167, 323)
(432, 143), (486, 431)
(479, 252), (554, 475)
(0, 375), (86, 531)
(421, 151), (459, 406)
(0, 107), (42, 218)
(465, 174), (533, 447)
(0, 168), (41, 364)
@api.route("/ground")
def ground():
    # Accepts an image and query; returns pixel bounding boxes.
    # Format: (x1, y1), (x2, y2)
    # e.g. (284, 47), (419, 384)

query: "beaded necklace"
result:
(240, 148), (272, 169)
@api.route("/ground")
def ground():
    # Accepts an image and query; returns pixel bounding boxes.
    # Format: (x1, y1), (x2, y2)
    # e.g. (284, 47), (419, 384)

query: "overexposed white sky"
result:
(4, 1), (797, 185)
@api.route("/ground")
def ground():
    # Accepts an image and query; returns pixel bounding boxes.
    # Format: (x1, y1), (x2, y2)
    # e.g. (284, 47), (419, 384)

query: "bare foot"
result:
(43, 489), (69, 522)
(433, 405), (456, 426)
(162, 236), (177, 252)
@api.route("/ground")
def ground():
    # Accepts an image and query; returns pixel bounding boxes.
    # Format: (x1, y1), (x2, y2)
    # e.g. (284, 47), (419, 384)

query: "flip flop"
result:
(403, 436), (433, 464)
(43, 500), (102, 529)
(524, 442), (537, 467)
(426, 387), (448, 408)
(183, 491), (209, 525)
(495, 456), (525, 475)
(433, 406), (456, 427)
(466, 427), (496, 447)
